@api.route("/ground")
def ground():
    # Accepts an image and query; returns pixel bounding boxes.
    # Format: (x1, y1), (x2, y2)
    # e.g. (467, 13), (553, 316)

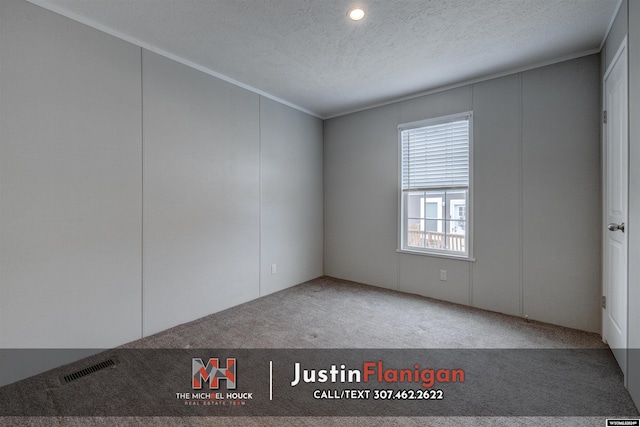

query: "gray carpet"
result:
(0, 276), (638, 425)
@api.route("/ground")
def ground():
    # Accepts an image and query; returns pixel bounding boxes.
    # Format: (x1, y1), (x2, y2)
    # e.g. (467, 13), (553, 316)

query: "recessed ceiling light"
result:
(348, 8), (365, 21)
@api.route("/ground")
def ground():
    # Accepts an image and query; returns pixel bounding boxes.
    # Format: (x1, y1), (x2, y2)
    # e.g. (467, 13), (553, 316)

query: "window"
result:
(399, 112), (472, 258)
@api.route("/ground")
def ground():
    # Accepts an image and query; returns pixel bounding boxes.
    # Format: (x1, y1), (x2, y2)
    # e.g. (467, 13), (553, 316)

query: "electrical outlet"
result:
(440, 270), (447, 281)
(271, 264), (277, 274)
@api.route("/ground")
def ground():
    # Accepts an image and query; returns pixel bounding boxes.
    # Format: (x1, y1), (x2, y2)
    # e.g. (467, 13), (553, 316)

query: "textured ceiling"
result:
(26, 0), (619, 118)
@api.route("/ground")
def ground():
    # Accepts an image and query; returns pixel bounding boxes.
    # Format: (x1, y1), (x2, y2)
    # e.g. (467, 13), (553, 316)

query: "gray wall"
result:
(325, 55), (602, 333)
(259, 97), (324, 296)
(141, 51), (261, 336)
(0, 0), (323, 384)
(521, 60), (602, 331)
(0, 0), (143, 349)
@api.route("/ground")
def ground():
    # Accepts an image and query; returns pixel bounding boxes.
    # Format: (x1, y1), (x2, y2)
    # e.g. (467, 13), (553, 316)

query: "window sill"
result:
(396, 249), (476, 262)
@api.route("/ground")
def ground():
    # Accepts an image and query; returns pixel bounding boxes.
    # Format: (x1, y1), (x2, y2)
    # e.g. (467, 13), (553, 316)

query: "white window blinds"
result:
(401, 117), (470, 190)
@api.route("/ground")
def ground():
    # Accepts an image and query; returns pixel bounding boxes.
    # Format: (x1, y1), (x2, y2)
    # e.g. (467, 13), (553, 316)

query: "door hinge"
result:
(603, 110), (607, 124)
(602, 296), (606, 309)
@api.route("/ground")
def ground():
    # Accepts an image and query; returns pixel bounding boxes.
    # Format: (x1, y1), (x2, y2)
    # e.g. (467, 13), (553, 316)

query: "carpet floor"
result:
(0, 276), (638, 426)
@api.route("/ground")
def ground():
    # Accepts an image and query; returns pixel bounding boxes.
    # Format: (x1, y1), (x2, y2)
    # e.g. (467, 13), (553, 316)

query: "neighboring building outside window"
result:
(399, 112), (473, 259)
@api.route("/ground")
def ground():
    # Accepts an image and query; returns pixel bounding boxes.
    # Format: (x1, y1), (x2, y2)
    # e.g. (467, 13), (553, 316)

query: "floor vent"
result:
(60, 357), (119, 384)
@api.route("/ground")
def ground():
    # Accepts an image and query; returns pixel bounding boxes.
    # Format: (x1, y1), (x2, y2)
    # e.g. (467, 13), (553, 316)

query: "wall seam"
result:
(140, 47), (145, 339)
(469, 85), (474, 306)
(519, 72), (525, 318)
(258, 95), (263, 297)
(0, 2), (3, 349)
(397, 105), (402, 291)
(322, 119), (327, 278)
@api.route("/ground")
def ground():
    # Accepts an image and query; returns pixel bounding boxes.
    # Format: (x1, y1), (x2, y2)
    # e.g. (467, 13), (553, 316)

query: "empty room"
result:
(1, 0), (639, 425)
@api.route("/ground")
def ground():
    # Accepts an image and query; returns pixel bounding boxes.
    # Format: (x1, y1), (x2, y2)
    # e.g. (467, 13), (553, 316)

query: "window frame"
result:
(397, 112), (475, 261)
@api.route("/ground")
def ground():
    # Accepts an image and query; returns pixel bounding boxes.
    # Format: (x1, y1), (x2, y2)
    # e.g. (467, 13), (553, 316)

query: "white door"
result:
(603, 37), (628, 381)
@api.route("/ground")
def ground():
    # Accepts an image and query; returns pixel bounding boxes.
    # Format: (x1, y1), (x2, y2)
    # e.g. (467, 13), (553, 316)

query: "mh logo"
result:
(192, 358), (236, 390)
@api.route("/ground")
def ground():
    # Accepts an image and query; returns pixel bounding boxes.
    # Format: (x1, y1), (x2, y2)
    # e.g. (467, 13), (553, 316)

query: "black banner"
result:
(0, 348), (638, 416)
